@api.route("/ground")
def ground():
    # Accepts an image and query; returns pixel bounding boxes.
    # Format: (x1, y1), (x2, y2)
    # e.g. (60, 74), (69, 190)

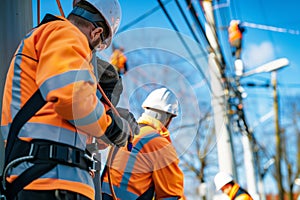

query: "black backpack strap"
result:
(5, 89), (46, 164)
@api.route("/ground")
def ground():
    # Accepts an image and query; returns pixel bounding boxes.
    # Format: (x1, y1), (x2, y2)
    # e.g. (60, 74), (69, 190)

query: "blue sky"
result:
(32, 0), (300, 197)
(32, 0), (300, 81)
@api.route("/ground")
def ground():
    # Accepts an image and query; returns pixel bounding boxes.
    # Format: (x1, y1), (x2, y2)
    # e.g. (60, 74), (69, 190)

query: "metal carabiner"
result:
(84, 153), (98, 173)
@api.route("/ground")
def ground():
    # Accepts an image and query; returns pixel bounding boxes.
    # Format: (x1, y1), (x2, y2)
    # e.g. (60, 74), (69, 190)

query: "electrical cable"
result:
(197, 1), (223, 56)
(242, 22), (300, 35)
(186, 0), (224, 64)
(118, 0), (173, 32)
(186, 0), (231, 104)
(185, 0), (210, 50)
(215, 0), (283, 182)
(174, 0), (204, 50)
(212, 2), (234, 73)
(213, 0), (259, 144)
(166, 0), (224, 106)
(157, 0), (211, 92)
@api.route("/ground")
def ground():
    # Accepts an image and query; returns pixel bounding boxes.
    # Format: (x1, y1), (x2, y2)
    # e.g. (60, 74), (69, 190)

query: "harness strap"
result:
(2, 89), (101, 199)
(5, 90), (46, 164)
(1, 14), (86, 200)
(136, 186), (155, 200)
(5, 162), (57, 200)
(9, 139), (97, 171)
(2, 90), (46, 200)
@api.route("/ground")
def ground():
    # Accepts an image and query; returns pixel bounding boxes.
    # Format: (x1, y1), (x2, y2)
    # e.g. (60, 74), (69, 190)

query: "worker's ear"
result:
(90, 27), (103, 42)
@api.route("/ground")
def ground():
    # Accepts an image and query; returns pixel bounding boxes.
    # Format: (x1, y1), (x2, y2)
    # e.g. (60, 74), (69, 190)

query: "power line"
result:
(174, 0), (202, 45)
(118, 0), (173, 32)
(185, 0), (210, 52)
(243, 22), (300, 35)
(157, 0), (211, 91)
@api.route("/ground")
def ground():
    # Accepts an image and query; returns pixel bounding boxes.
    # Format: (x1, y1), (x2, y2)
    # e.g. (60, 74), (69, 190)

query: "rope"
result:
(96, 83), (133, 147)
(55, 0), (65, 17)
(37, 0), (40, 24)
(97, 83), (133, 200)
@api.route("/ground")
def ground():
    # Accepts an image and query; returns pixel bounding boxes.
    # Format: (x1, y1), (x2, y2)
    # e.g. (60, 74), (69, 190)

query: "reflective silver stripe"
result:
(11, 48), (24, 118)
(68, 99), (104, 126)
(11, 31), (35, 119)
(9, 163), (94, 189)
(1, 125), (10, 140)
(19, 122), (87, 150)
(120, 133), (160, 188)
(39, 69), (95, 100)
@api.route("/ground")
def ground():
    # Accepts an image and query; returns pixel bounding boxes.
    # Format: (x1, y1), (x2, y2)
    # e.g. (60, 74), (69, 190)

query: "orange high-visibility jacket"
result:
(1, 15), (113, 199)
(110, 49), (127, 71)
(102, 117), (184, 199)
(228, 20), (243, 44)
(228, 183), (253, 200)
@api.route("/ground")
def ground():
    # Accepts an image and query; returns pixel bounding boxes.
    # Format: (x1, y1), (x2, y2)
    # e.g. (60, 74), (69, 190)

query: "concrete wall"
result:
(0, 0), (32, 173)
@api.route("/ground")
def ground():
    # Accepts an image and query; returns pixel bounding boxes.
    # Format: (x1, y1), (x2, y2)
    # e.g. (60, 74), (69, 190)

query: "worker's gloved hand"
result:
(97, 58), (123, 106)
(99, 109), (130, 147)
(116, 107), (140, 136)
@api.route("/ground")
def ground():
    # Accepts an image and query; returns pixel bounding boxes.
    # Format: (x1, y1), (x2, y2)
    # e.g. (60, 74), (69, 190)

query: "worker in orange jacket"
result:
(102, 87), (184, 200)
(214, 172), (253, 200)
(110, 47), (127, 75)
(0, 1), (135, 199)
(228, 20), (245, 60)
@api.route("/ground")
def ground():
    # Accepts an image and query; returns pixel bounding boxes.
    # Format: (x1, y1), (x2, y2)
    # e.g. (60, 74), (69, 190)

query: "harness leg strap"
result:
(5, 162), (56, 200)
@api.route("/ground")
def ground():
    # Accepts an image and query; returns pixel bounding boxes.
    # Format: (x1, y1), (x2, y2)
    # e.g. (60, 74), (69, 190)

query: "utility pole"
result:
(272, 71), (284, 200)
(242, 134), (258, 198)
(208, 53), (236, 176)
(201, 0), (237, 177)
(255, 143), (266, 200)
(0, 0), (32, 175)
(239, 58), (289, 199)
(235, 75), (259, 199)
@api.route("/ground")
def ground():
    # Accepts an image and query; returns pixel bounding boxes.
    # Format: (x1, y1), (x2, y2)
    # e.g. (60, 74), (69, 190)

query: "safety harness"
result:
(0, 13), (133, 200)
(0, 14), (101, 200)
(0, 89), (100, 200)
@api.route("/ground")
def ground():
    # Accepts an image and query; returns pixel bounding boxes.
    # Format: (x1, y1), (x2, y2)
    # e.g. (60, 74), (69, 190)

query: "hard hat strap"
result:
(71, 6), (105, 24)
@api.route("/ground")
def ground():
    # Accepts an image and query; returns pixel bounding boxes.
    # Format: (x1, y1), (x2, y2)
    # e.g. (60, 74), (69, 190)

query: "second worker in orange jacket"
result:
(102, 87), (184, 200)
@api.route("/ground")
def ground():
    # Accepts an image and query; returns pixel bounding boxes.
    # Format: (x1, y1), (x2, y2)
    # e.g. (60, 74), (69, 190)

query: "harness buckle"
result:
(0, 194), (6, 200)
(84, 153), (100, 173)
(49, 144), (83, 167)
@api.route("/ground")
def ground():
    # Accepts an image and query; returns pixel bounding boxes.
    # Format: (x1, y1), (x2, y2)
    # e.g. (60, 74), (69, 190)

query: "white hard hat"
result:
(74, 0), (121, 48)
(214, 172), (233, 191)
(142, 88), (178, 116)
(230, 19), (240, 26)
